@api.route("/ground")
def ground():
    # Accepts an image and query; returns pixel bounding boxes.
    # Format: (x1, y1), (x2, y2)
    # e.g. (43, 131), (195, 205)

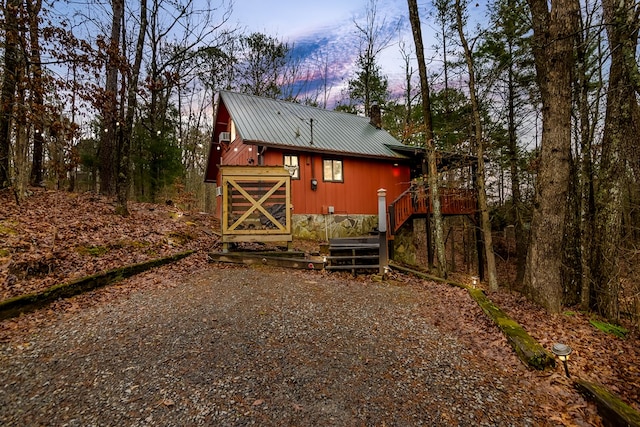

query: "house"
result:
(205, 91), (415, 239)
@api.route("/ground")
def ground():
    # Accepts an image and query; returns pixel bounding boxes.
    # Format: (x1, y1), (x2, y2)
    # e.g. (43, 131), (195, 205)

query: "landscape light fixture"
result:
(472, 276), (479, 287)
(552, 343), (573, 378)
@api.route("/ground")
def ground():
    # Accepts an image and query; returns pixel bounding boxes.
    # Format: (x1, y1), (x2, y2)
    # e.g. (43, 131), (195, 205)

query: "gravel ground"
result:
(0, 264), (594, 426)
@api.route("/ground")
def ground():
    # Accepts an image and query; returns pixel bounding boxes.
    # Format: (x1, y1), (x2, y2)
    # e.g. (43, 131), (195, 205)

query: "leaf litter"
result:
(0, 188), (638, 425)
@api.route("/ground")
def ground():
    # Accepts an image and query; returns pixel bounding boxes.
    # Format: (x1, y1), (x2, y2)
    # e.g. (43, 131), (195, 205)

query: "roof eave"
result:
(242, 139), (409, 161)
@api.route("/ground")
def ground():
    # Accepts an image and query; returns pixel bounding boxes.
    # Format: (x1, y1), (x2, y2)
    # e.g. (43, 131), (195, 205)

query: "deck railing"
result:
(389, 186), (477, 234)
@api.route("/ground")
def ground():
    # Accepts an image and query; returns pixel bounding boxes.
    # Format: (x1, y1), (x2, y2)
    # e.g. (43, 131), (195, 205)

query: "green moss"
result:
(468, 287), (555, 370)
(497, 317), (522, 330)
(111, 240), (150, 249)
(0, 222), (17, 235)
(167, 231), (195, 246)
(590, 319), (628, 338)
(576, 379), (640, 426)
(76, 245), (110, 256)
(0, 248), (10, 257)
(388, 262), (556, 370)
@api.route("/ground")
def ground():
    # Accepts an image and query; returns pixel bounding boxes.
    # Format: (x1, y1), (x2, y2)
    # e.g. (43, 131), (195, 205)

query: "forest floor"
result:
(0, 188), (638, 426)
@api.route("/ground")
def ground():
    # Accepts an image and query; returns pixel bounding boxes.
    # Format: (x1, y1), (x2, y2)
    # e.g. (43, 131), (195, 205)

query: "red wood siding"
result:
(261, 150), (410, 215)
(222, 138), (254, 166)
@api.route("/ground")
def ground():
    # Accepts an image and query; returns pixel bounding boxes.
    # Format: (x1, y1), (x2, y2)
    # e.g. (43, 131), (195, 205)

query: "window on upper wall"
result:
(284, 154), (299, 179)
(323, 159), (343, 182)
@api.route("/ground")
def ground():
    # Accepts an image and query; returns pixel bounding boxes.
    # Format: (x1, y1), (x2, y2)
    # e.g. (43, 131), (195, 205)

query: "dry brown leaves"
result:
(1, 187), (639, 421)
(0, 187), (222, 302)
(489, 288), (640, 413)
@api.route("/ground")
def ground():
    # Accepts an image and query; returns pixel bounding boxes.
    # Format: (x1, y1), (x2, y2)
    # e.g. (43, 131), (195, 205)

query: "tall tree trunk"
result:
(525, 0), (579, 313)
(27, 0), (44, 187)
(116, 0), (148, 216)
(14, 50), (30, 201)
(0, 0), (20, 189)
(506, 36), (527, 284)
(454, 0), (498, 291)
(575, 14), (600, 310)
(407, 0), (448, 277)
(593, 0), (639, 321)
(99, 0), (124, 196)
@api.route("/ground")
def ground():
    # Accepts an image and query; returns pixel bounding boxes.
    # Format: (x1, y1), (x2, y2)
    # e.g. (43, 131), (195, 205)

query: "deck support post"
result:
(378, 188), (388, 276)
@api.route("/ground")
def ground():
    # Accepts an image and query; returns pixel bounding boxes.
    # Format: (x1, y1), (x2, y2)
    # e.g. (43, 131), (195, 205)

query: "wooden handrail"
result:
(389, 186), (477, 234)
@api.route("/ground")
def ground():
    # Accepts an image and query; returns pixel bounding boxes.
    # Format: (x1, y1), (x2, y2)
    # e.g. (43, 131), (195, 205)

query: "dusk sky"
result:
(227, 0), (434, 105)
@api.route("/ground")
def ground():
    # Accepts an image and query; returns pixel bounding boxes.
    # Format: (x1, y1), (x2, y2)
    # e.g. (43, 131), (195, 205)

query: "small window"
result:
(284, 154), (299, 179)
(323, 159), (343, 182)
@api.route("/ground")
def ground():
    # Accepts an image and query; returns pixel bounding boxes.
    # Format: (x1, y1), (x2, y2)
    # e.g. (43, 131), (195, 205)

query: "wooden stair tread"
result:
(325, 264), (379, 270)
(326, 255), (379, 260)
(329, 243), (380, 249)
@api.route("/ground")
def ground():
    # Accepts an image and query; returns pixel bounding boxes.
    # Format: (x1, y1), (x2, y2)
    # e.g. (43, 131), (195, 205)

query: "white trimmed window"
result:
(284, 154), (300, 179)
(323, 159), (343, 182)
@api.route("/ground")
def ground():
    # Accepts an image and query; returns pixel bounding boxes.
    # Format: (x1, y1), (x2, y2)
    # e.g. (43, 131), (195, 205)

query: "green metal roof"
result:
(219, 91), (408, 160)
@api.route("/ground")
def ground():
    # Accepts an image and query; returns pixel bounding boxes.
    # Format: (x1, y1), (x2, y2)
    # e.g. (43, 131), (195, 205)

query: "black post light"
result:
(552, 343), (573, 378)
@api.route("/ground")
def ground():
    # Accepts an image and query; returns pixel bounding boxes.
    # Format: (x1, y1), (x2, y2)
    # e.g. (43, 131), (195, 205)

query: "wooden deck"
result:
(388, 187), (476, 234)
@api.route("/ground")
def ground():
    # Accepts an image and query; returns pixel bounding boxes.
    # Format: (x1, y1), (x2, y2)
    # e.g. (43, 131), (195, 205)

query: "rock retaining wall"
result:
(292, 214), (379, 241)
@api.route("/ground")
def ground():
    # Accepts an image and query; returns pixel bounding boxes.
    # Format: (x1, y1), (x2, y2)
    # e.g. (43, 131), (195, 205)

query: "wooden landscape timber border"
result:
(0, 251), (194, 321)
(208, 251), (325, 270)
(387, 261), (554, 370)
(388, 261), (640, 426)
(467, 287), (555, 370)
(575, 379), (640, 427)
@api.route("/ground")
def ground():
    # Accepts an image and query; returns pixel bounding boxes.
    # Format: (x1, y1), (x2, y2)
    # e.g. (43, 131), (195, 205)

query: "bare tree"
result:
(115, 0), (148, 216)
(398, 40), (419, 143)
(407, 0), (448, 277)
(98, 0), (124, 197)
(431, 0), (455, 110)
(574, 1), (603, 311)
(454, 0), (498, 291)
(27, 0), (45, 187)
(349, 0), (395, 115)
(0, 0), (20, 189)
(591, 0), (640, 321)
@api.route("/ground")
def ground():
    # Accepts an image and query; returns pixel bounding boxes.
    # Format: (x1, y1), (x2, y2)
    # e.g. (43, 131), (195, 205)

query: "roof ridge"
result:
(218, 90), (370, 119)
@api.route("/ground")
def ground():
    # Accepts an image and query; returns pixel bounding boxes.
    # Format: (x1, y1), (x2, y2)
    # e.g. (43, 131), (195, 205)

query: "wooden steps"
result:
(325, 237), (380, 274)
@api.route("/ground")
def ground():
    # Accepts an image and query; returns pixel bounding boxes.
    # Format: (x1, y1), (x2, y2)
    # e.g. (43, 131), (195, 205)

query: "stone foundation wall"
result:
(292, 214), (378, 241)
(392, 218), (427, 267)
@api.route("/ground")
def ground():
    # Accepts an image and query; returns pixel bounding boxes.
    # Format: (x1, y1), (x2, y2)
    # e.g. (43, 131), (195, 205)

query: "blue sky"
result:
(228, 0), (426, 105)
(230, 0), (368, 39)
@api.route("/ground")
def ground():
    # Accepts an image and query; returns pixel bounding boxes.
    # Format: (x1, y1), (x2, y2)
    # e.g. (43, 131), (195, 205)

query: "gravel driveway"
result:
(0, 264), (590, 426)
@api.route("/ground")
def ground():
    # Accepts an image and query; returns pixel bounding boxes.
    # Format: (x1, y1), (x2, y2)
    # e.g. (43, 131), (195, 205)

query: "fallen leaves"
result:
(0, 188), (221, 302)
(1, 187), (639, 421)
(158, 398), (175, 408)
